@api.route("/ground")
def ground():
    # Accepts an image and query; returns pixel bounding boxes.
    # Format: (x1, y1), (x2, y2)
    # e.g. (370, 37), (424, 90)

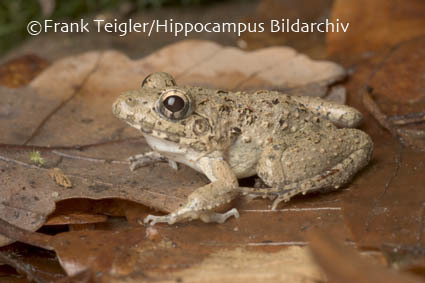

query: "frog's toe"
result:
(271, 188), (299, 210)
(222, 208), (239, 222)
(271, 197), (285, 210)
(168, 160), (179, 170)
(129, 160), (143, 171)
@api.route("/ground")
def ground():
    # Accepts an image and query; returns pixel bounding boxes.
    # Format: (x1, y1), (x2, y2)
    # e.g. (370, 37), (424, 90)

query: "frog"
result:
(112, 72), (373, 225)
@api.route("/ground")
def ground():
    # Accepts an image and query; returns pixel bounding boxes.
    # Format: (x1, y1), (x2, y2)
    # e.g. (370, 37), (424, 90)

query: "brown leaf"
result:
(50, 228), (146, 276)
(327, 0), (425, 61)
(240, 0), (333, 58)
(151, 246), (326, 283)
(368, 38), (425, 104)
(0, 40), (347, 248)
(325, 15), (425, 255)
(321, 1), (425, 270)
(0, 192), (353, 280)
(0, 217), (144, 276)
(0, 243), (66, 282)
(361, 37), (425, 151)
(308, 230), (424, 283)
(55, 269), (96, 283)
(0, 145), (202, 247)
(0, 55), (50, 88)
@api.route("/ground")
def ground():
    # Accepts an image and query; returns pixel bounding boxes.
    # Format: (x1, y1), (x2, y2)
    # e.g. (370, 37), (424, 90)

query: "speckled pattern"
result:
(113, 72), (373, 225)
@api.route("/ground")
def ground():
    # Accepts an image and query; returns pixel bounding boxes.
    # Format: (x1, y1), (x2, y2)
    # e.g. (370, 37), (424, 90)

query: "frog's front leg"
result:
(144, 155), (240, 225)
(128, 151), (178, 171)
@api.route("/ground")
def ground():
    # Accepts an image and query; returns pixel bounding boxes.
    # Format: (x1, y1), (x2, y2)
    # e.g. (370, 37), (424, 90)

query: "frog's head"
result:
(113, 72), (213, 150)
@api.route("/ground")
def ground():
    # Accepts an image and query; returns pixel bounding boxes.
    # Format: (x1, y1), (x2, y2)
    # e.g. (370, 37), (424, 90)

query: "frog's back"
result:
(186, 87), (319, 138)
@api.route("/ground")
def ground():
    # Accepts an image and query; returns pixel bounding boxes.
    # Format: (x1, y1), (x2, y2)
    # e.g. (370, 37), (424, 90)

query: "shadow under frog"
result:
(112, 72), (373, 225)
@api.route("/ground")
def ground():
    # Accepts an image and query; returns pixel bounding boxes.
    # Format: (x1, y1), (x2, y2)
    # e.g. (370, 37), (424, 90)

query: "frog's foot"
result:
(128, 151), (178, 171)
(243, 168), (354, 211)
(143, 214), (178, 225)
(240, 182), (323, 210)
(199, 208), (239, 224)
(143, 208), (239, 225)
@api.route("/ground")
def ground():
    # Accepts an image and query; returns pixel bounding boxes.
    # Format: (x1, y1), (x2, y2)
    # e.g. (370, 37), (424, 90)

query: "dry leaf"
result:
(239, 0), (333, 58)
(327, 0), (425, 60)
(147, 247), (326, 283)
(0, 243), (66, 282)
(308, 230), (424, 283)
(0, 55), (50, 88)
(323, 0), (425, 252)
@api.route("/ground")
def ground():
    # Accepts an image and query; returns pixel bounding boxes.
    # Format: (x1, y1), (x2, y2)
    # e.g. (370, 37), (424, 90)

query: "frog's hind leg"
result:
(272, 146), (370, 209)
(241, 144), (371, 210)
(244, 128), (373, 210)
(290, 95), (363, 128)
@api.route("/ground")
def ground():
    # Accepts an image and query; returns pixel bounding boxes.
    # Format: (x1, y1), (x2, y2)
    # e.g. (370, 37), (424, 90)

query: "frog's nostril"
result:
(125, 96), (138, 107)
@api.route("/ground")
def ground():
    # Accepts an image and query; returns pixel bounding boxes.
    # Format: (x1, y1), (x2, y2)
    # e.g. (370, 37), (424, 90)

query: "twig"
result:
(363, 89), (425, 151)
(0, 155), (41, 169)
(389, 110), (425, 126)
(362, 89), (397, 135)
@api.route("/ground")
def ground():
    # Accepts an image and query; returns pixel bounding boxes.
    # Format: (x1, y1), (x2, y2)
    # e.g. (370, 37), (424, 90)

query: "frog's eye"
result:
(156, 89), (192, 120)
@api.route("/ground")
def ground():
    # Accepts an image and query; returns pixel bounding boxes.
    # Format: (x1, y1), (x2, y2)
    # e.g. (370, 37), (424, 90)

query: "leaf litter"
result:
(0, 1), (424, 278)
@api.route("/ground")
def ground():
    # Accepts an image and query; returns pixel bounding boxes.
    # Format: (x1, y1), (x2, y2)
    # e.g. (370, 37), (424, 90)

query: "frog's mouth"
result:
(123, 113), (186, 144)
(134, 120), (154, 134)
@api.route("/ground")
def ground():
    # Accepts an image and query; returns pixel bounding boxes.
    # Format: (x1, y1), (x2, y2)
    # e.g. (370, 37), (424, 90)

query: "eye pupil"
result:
(164, 95), (185, 112)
